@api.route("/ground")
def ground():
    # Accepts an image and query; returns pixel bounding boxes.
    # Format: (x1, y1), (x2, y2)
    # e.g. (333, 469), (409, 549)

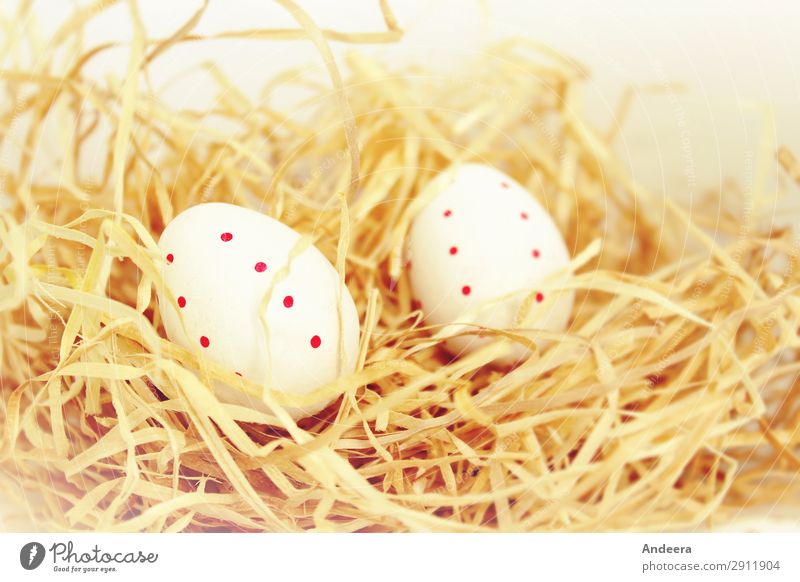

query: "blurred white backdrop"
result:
(8, 0), (800, 203)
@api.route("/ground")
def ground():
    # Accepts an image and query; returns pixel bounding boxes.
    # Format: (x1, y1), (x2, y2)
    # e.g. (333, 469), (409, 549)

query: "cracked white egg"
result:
(157, 202), (360, 418)
(407, 163), (573, 363)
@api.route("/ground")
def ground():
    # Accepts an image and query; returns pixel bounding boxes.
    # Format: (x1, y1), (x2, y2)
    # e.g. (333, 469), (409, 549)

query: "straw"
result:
(0, 0), (798, 532)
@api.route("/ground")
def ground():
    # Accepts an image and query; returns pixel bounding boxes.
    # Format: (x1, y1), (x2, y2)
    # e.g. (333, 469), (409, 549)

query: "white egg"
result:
(407, 163), (573, 362)
(157, 202), (360, 418)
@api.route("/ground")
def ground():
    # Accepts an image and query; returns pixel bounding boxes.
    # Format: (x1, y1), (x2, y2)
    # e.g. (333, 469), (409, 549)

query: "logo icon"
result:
(20, 542), (46, 570)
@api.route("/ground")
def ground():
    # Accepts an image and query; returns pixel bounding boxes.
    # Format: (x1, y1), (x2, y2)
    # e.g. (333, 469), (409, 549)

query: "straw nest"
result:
(1, 0), (799, 532)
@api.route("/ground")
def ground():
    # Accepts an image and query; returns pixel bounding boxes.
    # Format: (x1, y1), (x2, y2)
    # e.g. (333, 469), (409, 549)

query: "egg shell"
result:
(407, 163), (573, 363)
(157, 202), (360, 418)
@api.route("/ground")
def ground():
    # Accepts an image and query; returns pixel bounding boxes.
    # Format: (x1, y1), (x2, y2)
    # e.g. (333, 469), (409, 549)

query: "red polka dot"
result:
(254, 262), (267, 273)
(283, 295), (294, 308)
(220, 232), (233, 242)
(166, 253), (174, 264)
(501, 182), (510, 189)
(462, 285), (471, 296)
(449, 246), (458, 255)
(411, 299), (422, 310)
(310, 335), (322, 349)
(443, 209), (452, 217)
(532, 249), (541, 258)
(200, 336), (210, 348)
(536, 292), (544, 303)
(177, 296), (186, 308)
(521, 212), (529, 220)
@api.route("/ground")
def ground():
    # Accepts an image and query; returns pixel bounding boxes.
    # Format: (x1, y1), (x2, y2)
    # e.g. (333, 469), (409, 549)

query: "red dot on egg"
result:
(443, 209), (452, 218)
(521, 212), (529, 220)
(200, 336), (210, 348)
(177, 296), (186, 308)
(283, 295), (294, 308)
(220, 232), (233, 242)
(532, 249), (541, 258)
(462, 285), (471, 296)
(310, 335), (322, 349)
(536, 292), (544, 303)
(501, 182), (510, 189)
(255, 262), (267, 273)
(166, 253), (174, 264)
(449, 246), (458, 255)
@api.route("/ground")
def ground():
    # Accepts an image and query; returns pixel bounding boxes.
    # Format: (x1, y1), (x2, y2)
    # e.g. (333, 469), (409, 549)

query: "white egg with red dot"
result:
(407, 163), (573, 363)
(157, 202), (360, 418)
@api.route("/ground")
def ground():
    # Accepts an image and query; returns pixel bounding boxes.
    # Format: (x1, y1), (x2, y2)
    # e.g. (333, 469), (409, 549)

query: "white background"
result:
(1, 533), (799, 581)
(11, 0), (800, 199)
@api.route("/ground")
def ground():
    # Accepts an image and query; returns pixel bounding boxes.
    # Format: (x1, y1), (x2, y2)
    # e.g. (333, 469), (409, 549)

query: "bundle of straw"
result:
(1, 0), (799, 532)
